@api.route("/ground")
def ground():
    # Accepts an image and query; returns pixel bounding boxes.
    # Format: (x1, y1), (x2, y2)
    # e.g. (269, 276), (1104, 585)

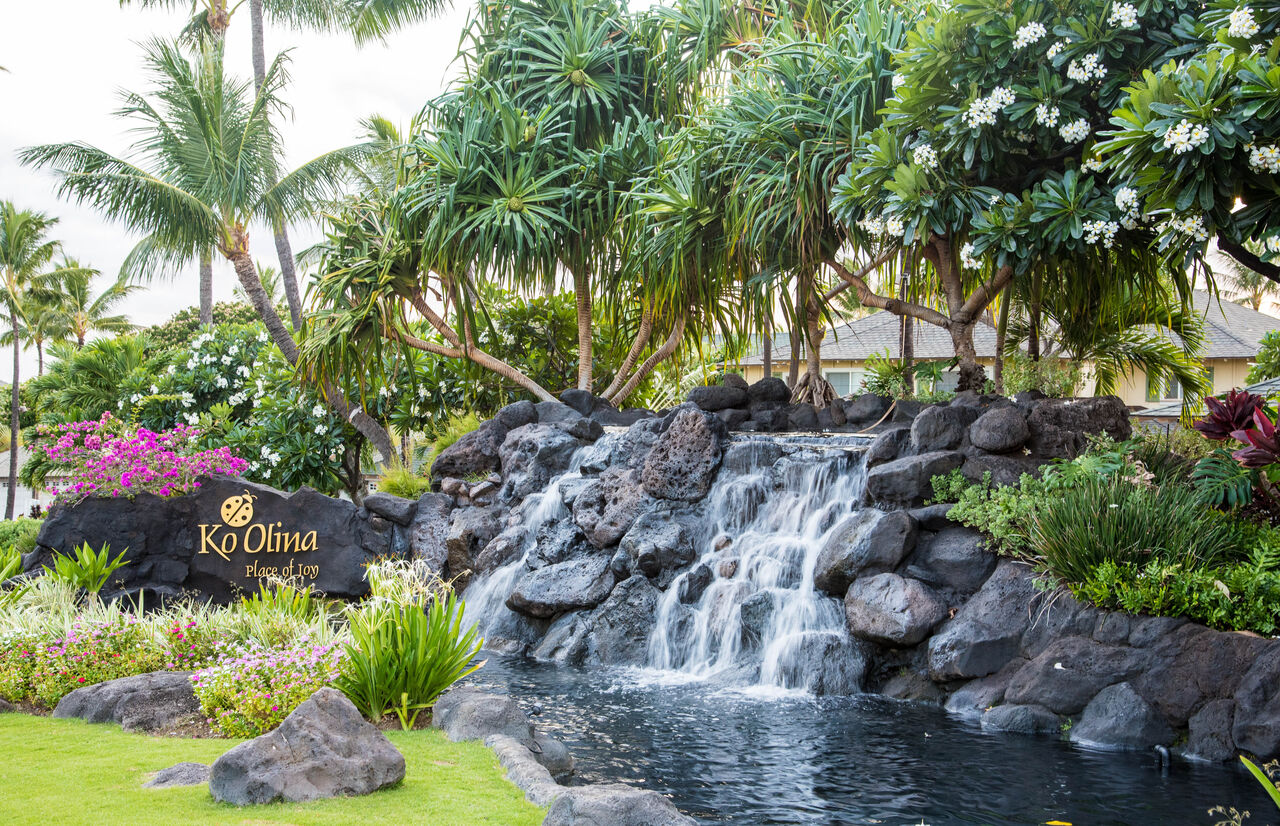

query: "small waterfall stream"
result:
(646, 441), (867, 692)
(462, 432), (872, 693)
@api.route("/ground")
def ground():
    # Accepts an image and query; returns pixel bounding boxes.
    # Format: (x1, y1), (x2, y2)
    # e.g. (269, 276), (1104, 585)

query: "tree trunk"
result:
(899, 272), (913, 379)
(763, 334), (772, 379)
(1029, 270), (1042, 361)
(7, 309), (18, 521)
(993, 295), (1010, 395)
(36, 341), (43, 376)
(950, 322), (985, 392)
(249, 0), (305, 332)
(788, 278), (802, 389)
(573, 269), (592, 392)
(803, 273), (826, 407)
(612, 315), (686, 404)
(601, 303), (653, 402)
(199, 248), (213, 325)
(227, 241), (396, 464)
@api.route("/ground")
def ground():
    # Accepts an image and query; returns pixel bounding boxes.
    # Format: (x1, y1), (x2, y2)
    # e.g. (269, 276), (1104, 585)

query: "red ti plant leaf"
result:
(1233, 409), (1280, 468)
(1196, 390), (1266, 441)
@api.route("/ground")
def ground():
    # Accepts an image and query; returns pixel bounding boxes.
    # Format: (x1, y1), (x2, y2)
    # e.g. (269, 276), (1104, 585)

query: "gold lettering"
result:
(301, 531), (318, 553)
(221, 532), (238, 557)
(281, 531), (299, 554)
(244, 523), (266, 554)
(200, 524), (228, 561)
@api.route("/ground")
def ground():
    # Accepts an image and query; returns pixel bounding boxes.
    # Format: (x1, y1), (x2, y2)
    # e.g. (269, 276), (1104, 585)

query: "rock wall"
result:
(424, 382), (1279, 763)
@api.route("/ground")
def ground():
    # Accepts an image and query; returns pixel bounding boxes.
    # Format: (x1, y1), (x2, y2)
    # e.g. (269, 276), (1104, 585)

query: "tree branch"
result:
(827, 253), (951, 329)
(1218, 233), (1280, 285)
(958, 265), (1015, 322)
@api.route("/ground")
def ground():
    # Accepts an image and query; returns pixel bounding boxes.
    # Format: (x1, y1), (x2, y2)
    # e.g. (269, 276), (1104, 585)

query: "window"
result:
(824, 370), (853, 397)
(1146, 373), (1182, 402)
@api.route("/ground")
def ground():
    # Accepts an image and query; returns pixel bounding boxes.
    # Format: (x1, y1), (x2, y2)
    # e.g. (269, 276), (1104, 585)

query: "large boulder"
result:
(619, 510), (696, 578)
(53, 671), (199, 733)
(507, 556), (617, 618)
(866, 450), (964, 507)
(687, 384), (749, 412)
(927, 561), (1036, 680)
(771, 631), (869, 695)
(1130, 623), (1266, 725)
(544, 785), (695, 826)
(1026, 396), (1131, 460)
(747, 377), (791, 404)
(143, 762), (211, 789)
(446, 506), (502, 585)
(528, 520), (591, 569)
(909, 406), (968, 453)
(573, 468), (653, 548)
(905, 527), (996, 596)
(864, 426), (911, 467)
(844, 394), (891, 426)
(1003, 637), (1151, 716)
(408, 492), (454, 574)
(1232, 645), (1280, 757)
(474, 525), (528, 575)
(430, 421), (506, 481)
(813, 510), (918, 596)
(1185, 699), (1238, 762)
(209, 688), (404, 805)
(844, 573), (949, 647)
(493, 400), (539, 431)
(1069, 682), (1174, 750)
(641, 408), (725, 502)
(362, 492), (416, 527)
(968, 407), (1030, 454)
(980, 704), (1061, 734)
(431, 686), (535, 744)
(582, 575), (662, 665)
(499, 424), (584, 502)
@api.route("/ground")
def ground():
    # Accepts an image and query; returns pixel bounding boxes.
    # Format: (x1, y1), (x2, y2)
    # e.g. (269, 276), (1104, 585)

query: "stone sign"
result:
(28, 475), (408, 603)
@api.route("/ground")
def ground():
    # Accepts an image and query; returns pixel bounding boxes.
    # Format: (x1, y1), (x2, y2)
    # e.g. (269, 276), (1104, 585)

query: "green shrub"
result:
(377, 466), (433, 499)
(44, 544), (128, 595)
(1001, 350), (1081, 398)
(1032, 476), (1250, 586)
(239, 579), (318, 620)
(426, 413), (482, 473)
(859, 350), (912, 399)
(336, 592), (484, 730)
(944, 471), (1047, 558)
(0, 518), (41, 559)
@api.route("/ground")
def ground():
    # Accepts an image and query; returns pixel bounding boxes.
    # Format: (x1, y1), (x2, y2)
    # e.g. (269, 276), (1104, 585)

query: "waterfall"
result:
(646, 439), (868, 692)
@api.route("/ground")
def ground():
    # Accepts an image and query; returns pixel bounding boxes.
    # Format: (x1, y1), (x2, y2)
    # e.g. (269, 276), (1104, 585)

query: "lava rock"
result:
(493, 400), (539, 431)
(717, 408), (751, 430)
(844, 394), (891, 425)
(507, 556), (617, 619)
(431, 421), (506, 481)
(474, 525), (528, 575)
(1026, 396), (1131, 460)
(560, 389), (597, 417)
(543, 784), (695, 826)
(721, 440), (786, 474)
(362, 492), (417, 527)
(409, 493), (454, 574)
(960, 452), (1041, 487)
(864, 426), (911, 467)
(446, 505), (501, 585)
(642, 408), (724, 502)
(1232, 646), (1280, 757)
(813, 510), (918, 596)
(499, 423), (585, 502)
(968, 407), (1030, 454)
(573, 468), (653, 548)
(143, 762), (210, 789)
(943, 659), (1027, 717)
(981, 704), (1061, 734)
(927, 561), (1037, 680)
(866, 450), (965, 507)
(1132, 624), (1267, 726)
(907, 527), (996, 596)
(1003, 637), (1151, 716)
(844, 572), (949, 647)
(739, 590), (776, 647)
(1185, 699), (1237, 762)
(210, 688), (404, 805)
(786, 403), (820, 431)
(619, 510), (696, 578)
(747, 377), (791, 404)
(528, 521), (591, 569)
(432, 686), (535, 744)
(907, 503), (954, 531)
(53, 671), (199, 733)
(910, 406), (968, 453)
(1069, 682), (1174, 750)
(771, 631), (868, 695)
(817, 404), (847, 430)
(581, 575), (661, 665)
(688, 384), (749, 412)
(677, 564), (713, 604)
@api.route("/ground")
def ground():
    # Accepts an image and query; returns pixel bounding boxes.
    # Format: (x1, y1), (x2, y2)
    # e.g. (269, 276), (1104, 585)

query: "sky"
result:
(0, 0), (476, 383)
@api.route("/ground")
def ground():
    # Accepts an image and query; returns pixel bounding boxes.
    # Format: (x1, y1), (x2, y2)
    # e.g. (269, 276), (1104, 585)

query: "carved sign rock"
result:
(30, 475), (402, 603)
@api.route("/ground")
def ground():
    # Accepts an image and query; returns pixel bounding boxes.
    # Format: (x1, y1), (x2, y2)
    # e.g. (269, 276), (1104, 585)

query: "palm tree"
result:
(44, 260), (138, 348)
(1221, 244), (1280, 312)
(1, 284), (64, 376)
(0, 205), (79, 519)
(21, 37), (395, 463)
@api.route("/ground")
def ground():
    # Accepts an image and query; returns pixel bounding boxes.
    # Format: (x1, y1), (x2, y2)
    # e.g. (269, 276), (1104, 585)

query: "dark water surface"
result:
(468, 654), (1274, 826)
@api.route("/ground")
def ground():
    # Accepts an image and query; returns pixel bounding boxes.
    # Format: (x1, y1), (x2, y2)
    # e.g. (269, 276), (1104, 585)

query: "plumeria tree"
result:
(832, 0), (1209, 390)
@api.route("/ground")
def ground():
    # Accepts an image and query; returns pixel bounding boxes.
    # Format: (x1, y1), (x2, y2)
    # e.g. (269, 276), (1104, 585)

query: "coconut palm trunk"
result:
(7, 307), (19, 520)
(199, 248), (213, 324)
(249, 0), (305, 331)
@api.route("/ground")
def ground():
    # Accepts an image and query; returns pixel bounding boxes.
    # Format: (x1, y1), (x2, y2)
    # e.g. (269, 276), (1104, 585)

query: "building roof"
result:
(740, 290), (1280, 366)
(1138, 375), (1280, 419)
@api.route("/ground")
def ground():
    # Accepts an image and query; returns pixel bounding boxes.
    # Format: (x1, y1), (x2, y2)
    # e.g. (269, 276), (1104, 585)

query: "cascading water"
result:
(646, 438), (869, 693)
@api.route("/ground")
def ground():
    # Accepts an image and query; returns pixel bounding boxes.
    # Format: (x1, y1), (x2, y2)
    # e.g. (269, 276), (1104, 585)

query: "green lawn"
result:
(0, 713), (546, 825)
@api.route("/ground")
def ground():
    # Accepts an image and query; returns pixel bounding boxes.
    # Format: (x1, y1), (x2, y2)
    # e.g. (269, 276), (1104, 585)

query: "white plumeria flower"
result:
(149, 384), (159, 394)
(1067, 54), (1107, 83)
(1164, 214), (1210, 242)
(220, 355), (233, 365)
(1227, 7), (1260, 38)
(1013, 21), (1047, 49)
(185, 413), (199, 425)
(257, 331), (269, 343)
(960, 243), (982, 270)
(858, 216), (886, 236)
(215, 376), (229, 388)
(962, 86), (1015, 129)
(1083, 220), (1120, 248)
(228, 345), (239, 356)
(1046, 41), (1066, 60)
(1163, 119), (1209, 154)
(166, 365), (176, 375)
(186, 358), (198, 369)
(1115, 186), (1142, 228)
(1267, 236), (1280, 254)
(1109, 3), (1139, 29)
(913, 143), (939, 168)
(417, 386), (429, 400)
(1060, 118), (1091, 143)
(314, 424), (326, 435)
(1035, 103), (1060, 128)
(1248, 145), (1280, 173)
(236, 365), (251, 377)
(884, 216), (906, 237)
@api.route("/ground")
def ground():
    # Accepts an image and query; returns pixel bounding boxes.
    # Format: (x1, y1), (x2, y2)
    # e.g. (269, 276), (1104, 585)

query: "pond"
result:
(469, 654), (1272, 825)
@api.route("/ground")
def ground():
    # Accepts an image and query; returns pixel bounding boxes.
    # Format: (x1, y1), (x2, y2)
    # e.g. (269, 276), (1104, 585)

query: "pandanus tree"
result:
(119, 0), (451, 327)
(21, 37), (396, 462)
(832, 0), (1208, 390)
(695, 1), (912, 406)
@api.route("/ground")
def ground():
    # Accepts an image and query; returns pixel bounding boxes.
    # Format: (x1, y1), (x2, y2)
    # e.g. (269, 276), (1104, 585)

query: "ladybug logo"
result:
(220, 491), (257, 527)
